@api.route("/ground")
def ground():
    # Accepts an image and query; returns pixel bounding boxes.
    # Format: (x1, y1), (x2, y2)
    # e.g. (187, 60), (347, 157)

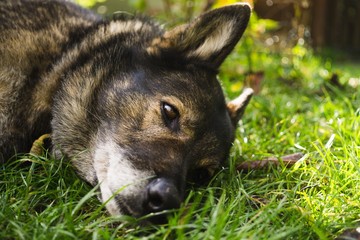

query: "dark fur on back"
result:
(0, 0), (99, 161)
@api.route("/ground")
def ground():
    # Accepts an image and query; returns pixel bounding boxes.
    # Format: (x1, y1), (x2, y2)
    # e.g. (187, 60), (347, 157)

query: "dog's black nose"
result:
(145, 178), (181, 213)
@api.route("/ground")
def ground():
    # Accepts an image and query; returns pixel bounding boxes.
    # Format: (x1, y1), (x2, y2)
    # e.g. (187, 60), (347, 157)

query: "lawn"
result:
(1, 4), (360, 240)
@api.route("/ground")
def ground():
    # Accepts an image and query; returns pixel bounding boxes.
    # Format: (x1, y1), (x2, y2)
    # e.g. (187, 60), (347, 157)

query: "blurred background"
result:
(73, 0), (360, 97)
(75, 0), (360, 55)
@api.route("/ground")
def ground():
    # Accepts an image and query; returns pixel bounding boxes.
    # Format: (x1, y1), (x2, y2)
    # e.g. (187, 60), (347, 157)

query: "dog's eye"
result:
(163, 103), (178, 120)
(161, 102), (180, 130)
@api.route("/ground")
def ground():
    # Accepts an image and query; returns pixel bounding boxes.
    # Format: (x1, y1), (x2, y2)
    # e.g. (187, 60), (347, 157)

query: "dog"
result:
(0, 0), (252, 221)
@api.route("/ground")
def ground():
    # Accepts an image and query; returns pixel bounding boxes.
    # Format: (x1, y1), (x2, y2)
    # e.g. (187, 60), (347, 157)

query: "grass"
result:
(1, 34), (360, 240)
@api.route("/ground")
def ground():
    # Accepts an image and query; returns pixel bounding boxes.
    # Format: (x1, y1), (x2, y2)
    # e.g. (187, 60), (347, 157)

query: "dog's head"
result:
(54, 3), (252, 222)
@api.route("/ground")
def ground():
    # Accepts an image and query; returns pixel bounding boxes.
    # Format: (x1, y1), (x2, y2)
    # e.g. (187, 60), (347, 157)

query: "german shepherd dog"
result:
(0, 0), (252, 221)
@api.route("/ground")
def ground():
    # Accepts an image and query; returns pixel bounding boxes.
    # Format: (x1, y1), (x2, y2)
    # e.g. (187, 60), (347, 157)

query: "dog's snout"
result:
(145, 178), (181, 213)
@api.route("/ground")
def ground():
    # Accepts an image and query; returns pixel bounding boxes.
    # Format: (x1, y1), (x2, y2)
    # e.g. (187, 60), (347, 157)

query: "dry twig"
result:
(236, 152), (305, 171)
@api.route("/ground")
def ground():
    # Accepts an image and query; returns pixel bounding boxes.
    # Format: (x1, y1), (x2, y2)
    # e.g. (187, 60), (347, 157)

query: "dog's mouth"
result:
(114, 194), (137, 217)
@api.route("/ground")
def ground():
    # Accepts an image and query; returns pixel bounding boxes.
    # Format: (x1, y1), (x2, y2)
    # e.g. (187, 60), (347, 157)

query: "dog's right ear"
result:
(147, 3), (251, 69)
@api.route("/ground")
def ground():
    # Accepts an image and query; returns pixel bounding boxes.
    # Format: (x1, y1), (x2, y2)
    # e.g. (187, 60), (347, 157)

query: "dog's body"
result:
(0, 0), (252, 220)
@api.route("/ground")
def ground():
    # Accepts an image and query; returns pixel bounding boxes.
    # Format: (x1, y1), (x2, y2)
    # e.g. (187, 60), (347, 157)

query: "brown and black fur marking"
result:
(0, 0), (100, 161)
(0, 0), (252, 220)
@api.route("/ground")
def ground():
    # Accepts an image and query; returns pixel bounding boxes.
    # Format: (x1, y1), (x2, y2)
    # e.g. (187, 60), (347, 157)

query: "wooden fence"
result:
(254, 0), (360, 54)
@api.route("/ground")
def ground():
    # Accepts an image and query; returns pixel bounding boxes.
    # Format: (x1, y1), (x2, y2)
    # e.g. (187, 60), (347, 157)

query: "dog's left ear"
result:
(227, 88), (253, 126)
(148, 3), (251, 68)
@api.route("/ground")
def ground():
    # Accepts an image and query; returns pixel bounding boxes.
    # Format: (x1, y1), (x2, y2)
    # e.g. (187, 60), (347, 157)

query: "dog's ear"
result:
(148, 3), (251, 69)
(227, 88), (253, 126)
